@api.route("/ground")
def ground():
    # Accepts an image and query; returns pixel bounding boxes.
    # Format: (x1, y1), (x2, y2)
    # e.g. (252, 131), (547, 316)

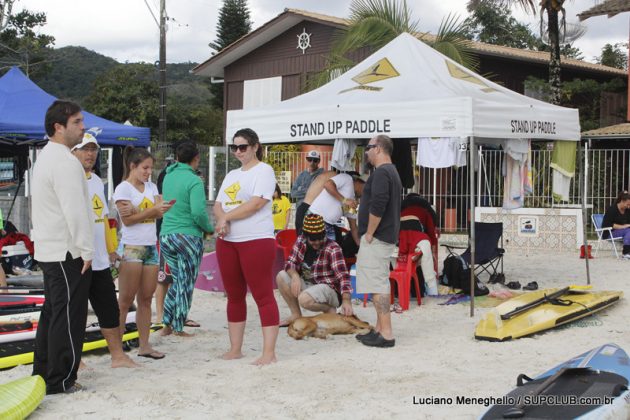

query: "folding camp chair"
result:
(442, 222), (505, 283)
(591, 214), (623, 259)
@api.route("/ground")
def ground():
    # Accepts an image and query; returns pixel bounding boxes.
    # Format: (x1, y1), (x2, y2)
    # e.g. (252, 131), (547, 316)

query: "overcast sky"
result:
(12, 0), (630, 65)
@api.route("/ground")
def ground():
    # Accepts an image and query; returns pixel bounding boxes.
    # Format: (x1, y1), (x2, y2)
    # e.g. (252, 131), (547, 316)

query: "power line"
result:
(143, 0), (160, 28)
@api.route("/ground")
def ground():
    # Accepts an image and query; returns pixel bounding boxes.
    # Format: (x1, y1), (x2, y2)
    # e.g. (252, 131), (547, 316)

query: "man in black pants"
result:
(31, 100), (94, 394)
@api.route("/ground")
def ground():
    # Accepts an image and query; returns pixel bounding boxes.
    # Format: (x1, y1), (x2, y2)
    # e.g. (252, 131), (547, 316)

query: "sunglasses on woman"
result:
(229, 144), (250, 153)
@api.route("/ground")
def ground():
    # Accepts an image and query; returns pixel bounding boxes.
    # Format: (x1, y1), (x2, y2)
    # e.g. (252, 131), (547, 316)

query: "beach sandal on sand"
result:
(184, 319), (201, 327)
(138, 351), (165, 360)
(506, 281), (521, 290)
(523, 281), (538, 291)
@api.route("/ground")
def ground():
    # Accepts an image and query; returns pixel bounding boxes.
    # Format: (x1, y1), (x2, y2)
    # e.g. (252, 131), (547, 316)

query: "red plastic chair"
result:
(276, 229), (297, 260)
(389, 252), (422, 311)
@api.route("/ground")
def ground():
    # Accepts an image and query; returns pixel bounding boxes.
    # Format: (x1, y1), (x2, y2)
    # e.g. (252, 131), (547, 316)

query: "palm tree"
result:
(309, 0), (477, 90)
(469, 0), (569, 105)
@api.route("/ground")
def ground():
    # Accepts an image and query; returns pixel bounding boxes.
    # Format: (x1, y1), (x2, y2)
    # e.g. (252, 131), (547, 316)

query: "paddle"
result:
(501, 287), (570, 320)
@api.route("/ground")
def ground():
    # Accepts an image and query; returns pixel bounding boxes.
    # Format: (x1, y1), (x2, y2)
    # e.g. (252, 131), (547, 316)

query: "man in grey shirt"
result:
(291, 150), (324, 208)
(355, 134), (402, 348)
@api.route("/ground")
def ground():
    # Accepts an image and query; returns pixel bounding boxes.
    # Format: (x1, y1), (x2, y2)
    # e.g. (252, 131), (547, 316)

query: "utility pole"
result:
(1, 1), (16, 32)
(159, 0), (167, 144)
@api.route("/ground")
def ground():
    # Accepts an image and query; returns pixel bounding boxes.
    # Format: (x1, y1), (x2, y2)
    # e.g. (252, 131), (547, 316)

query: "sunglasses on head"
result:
(229, 144), (250, 153)
(306, 157), (320, 162)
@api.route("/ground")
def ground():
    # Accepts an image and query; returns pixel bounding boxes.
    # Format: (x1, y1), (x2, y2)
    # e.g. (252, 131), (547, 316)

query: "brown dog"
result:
(287, 313), (372, 340)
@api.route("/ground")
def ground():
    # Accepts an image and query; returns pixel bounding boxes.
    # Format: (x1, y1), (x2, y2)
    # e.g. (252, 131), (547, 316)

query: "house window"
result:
(243, 76), (282, 109)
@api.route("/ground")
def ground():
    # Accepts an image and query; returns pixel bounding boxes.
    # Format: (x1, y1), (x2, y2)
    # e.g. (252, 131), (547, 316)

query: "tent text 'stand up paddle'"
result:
(226, 32), (580, 143)
(0, 67), (150, 147)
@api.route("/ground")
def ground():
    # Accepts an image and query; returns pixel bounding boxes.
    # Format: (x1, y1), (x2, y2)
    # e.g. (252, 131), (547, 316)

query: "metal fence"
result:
(152, 142), (630, 236)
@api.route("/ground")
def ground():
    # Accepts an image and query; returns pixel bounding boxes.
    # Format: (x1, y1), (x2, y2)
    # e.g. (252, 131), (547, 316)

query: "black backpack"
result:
(442, 255), (489, 296)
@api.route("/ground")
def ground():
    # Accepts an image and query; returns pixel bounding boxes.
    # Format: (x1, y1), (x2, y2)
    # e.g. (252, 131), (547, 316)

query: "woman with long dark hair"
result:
(114, 146), (172, 359)
(214, 128), (279, 365)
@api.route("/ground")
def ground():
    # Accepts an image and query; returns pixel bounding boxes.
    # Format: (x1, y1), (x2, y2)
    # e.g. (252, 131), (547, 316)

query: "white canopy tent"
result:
(226, 32), (580, 143)
(226, 33), (584, 316)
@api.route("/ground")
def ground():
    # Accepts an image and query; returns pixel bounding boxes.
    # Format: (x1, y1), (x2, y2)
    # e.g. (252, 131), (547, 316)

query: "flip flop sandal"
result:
(184, 319), (201, 328)
(390, 303), (403, 314)
(523, 281), (539, 291)
(506, 281), (521, 290)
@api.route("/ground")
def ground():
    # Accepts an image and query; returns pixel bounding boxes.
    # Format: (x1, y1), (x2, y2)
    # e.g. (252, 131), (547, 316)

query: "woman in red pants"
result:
(214, 128), (279, 365)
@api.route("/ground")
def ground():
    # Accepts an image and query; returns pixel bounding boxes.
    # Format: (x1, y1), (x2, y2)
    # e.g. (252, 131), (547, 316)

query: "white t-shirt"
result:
(308, 173), (355, 224)
(86, 174), (110, 271)
(113, 181), (159, 246)
(216, 162), (276, 242)
(416, 137), (467, 168)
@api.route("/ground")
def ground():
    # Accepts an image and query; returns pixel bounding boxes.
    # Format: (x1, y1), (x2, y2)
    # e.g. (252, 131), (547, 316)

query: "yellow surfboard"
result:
(475, 288), (623, 341)
(0, 375), (45, 420)
(0, 326), (158, 370)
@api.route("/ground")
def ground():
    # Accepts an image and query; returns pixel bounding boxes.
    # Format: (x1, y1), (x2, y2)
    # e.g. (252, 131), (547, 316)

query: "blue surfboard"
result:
(480, 343), (630, 419)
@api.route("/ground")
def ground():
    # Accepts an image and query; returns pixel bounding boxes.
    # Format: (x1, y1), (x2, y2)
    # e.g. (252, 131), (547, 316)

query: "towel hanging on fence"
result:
(502, 139), (532, 210)
(550, 140), (577, 202)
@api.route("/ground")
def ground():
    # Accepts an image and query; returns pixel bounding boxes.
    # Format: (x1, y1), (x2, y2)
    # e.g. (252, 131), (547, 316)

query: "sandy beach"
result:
(4, 247), (629, 419)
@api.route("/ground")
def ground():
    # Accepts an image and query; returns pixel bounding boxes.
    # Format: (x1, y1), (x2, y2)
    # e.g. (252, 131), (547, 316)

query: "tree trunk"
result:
(547, 7), (562, 105)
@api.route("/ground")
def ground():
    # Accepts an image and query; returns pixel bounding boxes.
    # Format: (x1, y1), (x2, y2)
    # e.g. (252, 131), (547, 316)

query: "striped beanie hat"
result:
(302, 214), (325, 239)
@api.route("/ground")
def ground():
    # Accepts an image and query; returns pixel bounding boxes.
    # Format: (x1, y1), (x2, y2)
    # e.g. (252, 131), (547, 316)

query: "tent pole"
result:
(469, 136), (476, 317)
(433, 168), (437, 210)
(477, 146), (482, 207)
(578, 141), (591, 285)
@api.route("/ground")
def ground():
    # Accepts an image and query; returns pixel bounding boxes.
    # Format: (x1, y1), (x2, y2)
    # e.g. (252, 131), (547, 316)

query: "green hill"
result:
(30, 47), (211, 105)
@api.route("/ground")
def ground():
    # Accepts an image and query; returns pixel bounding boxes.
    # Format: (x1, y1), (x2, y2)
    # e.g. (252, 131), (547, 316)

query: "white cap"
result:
(306, 150), (320, 159)
(72, 133), (100, 152)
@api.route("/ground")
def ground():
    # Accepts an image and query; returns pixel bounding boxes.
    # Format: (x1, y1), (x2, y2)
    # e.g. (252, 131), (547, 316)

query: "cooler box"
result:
(349, 264), (371, 302)
(1, 241), (34, 272)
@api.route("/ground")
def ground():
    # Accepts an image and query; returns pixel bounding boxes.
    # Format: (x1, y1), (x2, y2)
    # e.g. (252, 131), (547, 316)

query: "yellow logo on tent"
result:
(138, 197), (155, 224)
(339, 58), (400, 94)
(224, 182), (242, 205)
(446, 61), (497, 93)
(92, 194), (104, 220)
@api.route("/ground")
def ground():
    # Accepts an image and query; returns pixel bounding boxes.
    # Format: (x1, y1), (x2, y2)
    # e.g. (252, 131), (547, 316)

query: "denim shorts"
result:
(121, 244), (159, 266)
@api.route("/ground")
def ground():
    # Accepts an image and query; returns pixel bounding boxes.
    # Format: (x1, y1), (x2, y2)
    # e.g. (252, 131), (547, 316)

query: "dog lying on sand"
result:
(287, 313), (372, 340)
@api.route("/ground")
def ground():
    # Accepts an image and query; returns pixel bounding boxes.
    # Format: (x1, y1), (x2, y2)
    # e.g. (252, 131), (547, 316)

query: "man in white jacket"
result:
(32, 100), (94, 394)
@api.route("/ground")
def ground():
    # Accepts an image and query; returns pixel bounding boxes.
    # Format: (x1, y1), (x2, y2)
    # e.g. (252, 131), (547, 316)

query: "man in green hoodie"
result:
(159, 141), (214, 337)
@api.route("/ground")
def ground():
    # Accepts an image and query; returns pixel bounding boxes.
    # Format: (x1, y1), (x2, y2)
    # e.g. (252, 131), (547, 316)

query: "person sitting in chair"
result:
(602, 191), (630, 259)
(276, 214), (353, 327)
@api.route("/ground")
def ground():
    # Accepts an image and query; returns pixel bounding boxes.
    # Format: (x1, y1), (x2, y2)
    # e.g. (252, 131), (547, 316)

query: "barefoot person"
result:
(214, 128), (279, 365)
(72, 134), (139, 368)
(32, 100), (93, 394)
(114, 146), (173, 360)
(276, 214), (353, 327)
(159, 141), (214, 337)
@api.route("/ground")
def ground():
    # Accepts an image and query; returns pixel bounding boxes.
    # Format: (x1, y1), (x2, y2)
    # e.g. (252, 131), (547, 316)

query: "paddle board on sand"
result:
(0, 295), (44, 309)
(0, 313), (150, 369)
(0, 375), (45, 420)
(475, 287), (622, 341)
(480, 343), (630, 419)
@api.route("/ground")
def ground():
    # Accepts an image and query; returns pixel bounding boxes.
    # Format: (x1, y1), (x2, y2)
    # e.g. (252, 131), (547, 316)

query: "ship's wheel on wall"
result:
(296, 28), (311, 54)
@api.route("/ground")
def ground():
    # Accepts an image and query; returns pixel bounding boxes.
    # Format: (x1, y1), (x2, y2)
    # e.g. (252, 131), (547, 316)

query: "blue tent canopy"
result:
(0, 67), (150, 147)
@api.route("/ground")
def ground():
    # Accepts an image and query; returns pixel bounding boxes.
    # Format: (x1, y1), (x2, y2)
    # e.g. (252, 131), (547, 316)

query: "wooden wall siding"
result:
(226, 81), (243, 110)
(282, 74), (301, 100)
(600, 91), (626, 127)
(225, 21), (341, 82)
